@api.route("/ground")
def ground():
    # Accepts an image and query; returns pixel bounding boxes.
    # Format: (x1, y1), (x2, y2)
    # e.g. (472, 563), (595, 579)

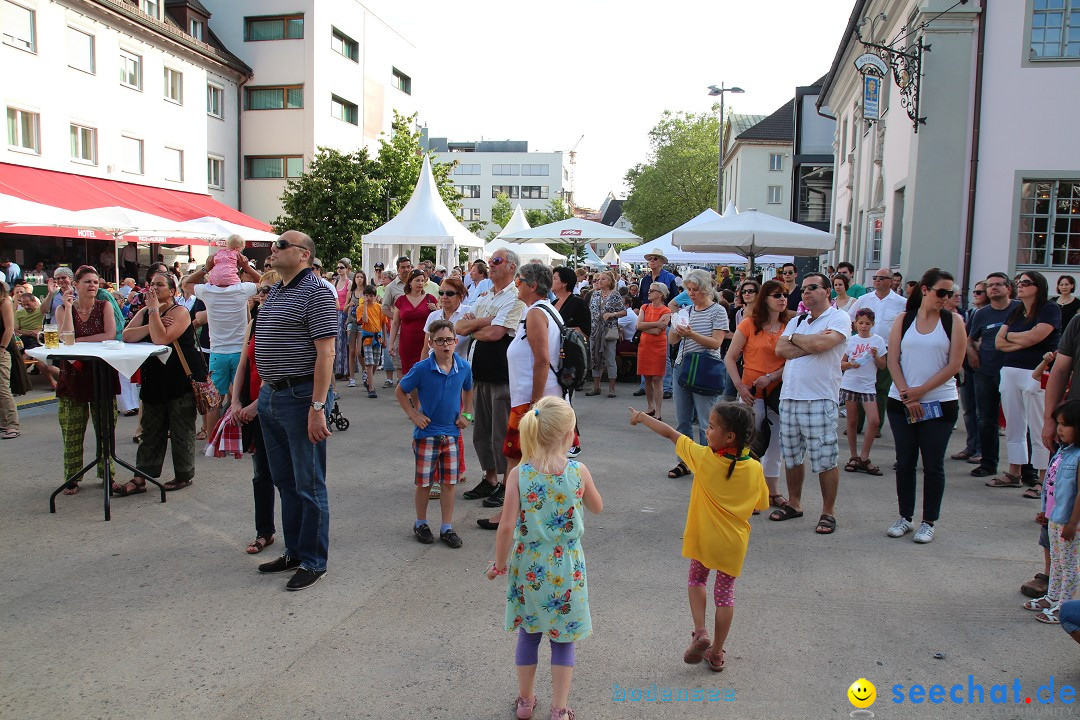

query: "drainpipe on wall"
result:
(961, 0), (987, 295)
(236, 74), (250, 214)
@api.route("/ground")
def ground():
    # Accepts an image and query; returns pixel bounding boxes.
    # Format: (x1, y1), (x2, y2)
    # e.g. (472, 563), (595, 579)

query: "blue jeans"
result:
(958, 373), (980, 455)
(258, 381), (330, 572)
(639, 355), (674, 393)
(1060, 600), (1080, 635)
(673, 365), (719, 449)
(973, 372), (1001, 471)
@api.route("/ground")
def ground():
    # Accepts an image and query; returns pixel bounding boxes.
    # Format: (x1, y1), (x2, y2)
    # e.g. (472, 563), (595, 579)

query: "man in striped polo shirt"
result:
(254, 231), (338, 591)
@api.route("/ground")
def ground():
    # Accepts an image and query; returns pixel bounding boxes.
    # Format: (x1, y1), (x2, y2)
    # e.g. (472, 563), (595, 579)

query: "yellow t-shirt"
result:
(357, 302), (383, 344)
(676, 435), (769, 577)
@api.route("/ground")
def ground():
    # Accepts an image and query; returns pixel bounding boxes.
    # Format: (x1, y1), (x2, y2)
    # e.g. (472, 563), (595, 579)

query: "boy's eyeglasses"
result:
(431, 337), (457, 346)
(438, 290), (458, 297)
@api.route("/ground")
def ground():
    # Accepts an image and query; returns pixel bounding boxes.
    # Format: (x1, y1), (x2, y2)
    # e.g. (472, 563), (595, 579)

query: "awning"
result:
(0, 162), (271, 244)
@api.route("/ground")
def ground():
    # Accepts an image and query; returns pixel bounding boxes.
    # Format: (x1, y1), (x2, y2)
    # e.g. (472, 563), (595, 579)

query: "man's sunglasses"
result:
(488, 257), (507, 266)
(800, 284), (824, 293)
(781, 270), (796, 276)
(873, 275), (892, 281)
(273, 238), (306, 251)
(933, 288), (956, 298)
(438, 290), (458, 297)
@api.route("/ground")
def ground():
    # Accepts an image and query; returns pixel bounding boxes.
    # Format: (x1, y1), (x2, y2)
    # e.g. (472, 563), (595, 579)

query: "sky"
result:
(361, 0), (857, 210)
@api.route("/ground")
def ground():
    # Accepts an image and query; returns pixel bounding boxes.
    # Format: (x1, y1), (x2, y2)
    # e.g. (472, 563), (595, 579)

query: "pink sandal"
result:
(683, 629), (711, 663)
(706, 648), (726, 672)
(514, 695), (537, 719)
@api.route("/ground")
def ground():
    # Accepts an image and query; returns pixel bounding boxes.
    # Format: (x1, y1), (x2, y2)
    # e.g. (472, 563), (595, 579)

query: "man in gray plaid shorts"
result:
(771, 272), (852, 534)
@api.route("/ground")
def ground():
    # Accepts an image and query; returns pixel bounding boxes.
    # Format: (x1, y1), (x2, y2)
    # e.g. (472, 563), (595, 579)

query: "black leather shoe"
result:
(440, 529), (463, 548)
(286, 568), (326, 591)
(463, 478), (498, 500)
(258, 554), (301, 574)
(663, 391), (672, 399)
(633, 389), (646, 397)
(414, 523), (434, 544)
(970, 466), (997, 477)
(482, 483), (505, 507)
(477, 518), (499, 530)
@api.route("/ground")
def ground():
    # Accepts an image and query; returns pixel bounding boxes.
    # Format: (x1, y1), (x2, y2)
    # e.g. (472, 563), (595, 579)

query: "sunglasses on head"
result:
(801, 284), (823, 293)
(273, 238), (306, 251)
(438, 290), (457, 297)
(932, 288), (956, 298)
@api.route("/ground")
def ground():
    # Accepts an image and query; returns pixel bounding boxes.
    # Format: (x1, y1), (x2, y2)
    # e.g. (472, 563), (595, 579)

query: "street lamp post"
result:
(708, 83), (745, 212)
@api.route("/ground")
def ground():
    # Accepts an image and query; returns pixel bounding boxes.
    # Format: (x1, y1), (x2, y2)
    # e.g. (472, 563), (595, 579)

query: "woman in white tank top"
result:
(884, 268), (967, 545)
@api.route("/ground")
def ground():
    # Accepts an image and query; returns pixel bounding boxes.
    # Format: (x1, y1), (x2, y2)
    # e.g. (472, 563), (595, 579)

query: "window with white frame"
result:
(67, 27), (95, 73)
(330, 95), (358, 125)
(164, 67), (183, 104)
(120, 49), (142, 90)
(164, 147), (184, 181)
(69, 124), (97, 164)
(521, 164), (549, 176)
(767, 185), (782, 204)
(452, 163), (480, 175)
(520, 186), (549, 199)
(868, 214), (883, 264)
(2, 1), (35, 52)
(331, 27), (358, 61)
(769, 153), (783, 172)
(460, 208), (481, 222)
(189, 19), (203, 41)
(207, 155), (224, 189)
(206, 83), (223, 118)
(1017, 179), (1080, 267)
(245, 156), (304, 179)
(121, 135), (144, 174)
(6, 107), (39, 153)
(455, 185), (480, 198)
(141, 0), (159, 19)
(492, 185), (519, 199)
(1029, 0), (1080, 59)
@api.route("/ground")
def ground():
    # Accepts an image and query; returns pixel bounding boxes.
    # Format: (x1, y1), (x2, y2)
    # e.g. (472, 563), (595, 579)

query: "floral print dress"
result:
(504, 460), (592, 642)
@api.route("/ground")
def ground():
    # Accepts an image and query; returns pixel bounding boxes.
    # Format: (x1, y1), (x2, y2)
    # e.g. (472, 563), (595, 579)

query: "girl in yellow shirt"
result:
(630, 402), (768, 672)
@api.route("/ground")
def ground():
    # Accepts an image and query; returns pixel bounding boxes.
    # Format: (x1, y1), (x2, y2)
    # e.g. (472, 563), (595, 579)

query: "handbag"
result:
(604, 325), (619, 341)
(677, 351), (726, 395)
(173, 340), (219, 414)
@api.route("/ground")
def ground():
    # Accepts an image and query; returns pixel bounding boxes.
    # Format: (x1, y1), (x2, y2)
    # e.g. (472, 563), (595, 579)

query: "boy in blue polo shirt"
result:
(396, 319), (475, 548)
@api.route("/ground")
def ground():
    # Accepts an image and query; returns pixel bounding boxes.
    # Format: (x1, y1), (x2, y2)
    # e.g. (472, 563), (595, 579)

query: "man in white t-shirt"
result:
(847, 268), (907, 426)
(182, 255), (261, 430)
(771, 272), (851, 534)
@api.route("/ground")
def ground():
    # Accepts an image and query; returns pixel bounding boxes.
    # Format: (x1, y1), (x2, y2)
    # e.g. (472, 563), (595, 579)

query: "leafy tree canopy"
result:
(622, 106), (722, 243)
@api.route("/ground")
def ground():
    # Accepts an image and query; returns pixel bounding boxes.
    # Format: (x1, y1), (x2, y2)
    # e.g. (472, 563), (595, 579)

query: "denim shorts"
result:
(1039, 522), (1050, 550)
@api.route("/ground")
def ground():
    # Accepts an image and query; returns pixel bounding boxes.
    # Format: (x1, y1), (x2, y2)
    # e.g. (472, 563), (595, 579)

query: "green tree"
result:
(622, 106), (721, 242)
(273, 111), (463, 262)
(487, 193), (514, 239)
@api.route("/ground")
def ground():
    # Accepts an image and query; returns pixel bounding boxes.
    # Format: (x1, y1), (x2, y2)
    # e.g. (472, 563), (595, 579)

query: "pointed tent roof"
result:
(583, 245), (605, 268)
(490, 205), (564, 263)
(602, 246), (619, 264)
(496, 204), (531, 239)
(362, 157), (484, 248)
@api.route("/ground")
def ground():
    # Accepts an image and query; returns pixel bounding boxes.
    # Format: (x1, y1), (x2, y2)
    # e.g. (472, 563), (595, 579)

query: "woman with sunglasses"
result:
(390, 269), (438, 376)
(345, 270), (368, 387)
(332, 259), (353, 379)
(992, 271), (1061, 497)
(885, 268), (967, 544)
(424, 277), (470, 359)
(725, 279), (792, 506)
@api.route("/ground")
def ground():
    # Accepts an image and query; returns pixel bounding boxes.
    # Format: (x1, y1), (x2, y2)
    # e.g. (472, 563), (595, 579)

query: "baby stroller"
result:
(328, 390), (349, 431)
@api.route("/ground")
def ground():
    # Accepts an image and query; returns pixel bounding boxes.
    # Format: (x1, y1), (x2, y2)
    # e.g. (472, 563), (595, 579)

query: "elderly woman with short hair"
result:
(667, 269), (729, 479)
(586, 270), (626, 397)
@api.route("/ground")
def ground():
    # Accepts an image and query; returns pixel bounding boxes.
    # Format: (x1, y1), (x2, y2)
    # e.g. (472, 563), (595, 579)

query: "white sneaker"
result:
(839, 408), (848, 418)
(347, 379), (356, 388)
(886, 517), (914, 538)
(913, 522), (935, 544)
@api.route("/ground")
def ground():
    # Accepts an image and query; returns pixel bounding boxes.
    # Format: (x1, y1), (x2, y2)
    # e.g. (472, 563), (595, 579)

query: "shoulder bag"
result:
(676, 307), (726, 395)
(173, 339), (219, 414)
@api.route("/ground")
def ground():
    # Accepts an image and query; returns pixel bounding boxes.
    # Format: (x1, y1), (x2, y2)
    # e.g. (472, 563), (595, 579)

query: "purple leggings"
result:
(515, 629), (575, 667)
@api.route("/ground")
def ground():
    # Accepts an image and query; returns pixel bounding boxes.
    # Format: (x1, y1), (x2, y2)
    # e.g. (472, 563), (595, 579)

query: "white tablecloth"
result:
(26, 342), (171, 380)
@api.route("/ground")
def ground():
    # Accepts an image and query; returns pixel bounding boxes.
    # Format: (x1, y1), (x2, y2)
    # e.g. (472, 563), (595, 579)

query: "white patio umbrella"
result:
(672, 208), (834, 271)
(175, 216), (279, 242)
(622, 208), (794, 265)
(499, 217), (641, 267)
(0, 194), (82, 225)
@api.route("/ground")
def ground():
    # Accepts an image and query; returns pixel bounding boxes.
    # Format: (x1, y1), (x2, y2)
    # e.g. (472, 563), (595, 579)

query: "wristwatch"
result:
(462, 412), (474, 422)
(310, 401), (325, 411)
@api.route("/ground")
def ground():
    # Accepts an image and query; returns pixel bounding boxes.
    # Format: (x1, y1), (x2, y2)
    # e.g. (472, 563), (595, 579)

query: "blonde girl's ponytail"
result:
(519, 396), (577, 465)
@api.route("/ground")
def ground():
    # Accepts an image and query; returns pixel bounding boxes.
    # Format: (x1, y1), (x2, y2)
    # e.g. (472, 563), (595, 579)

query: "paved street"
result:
(1, 384), (1075, 719)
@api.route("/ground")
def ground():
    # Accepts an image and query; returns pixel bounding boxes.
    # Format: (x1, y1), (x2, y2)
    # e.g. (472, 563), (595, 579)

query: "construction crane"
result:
(561, 134), (584, 209)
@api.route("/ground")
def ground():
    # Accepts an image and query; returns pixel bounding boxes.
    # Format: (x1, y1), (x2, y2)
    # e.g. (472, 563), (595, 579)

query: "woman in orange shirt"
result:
(724, 279), (793, 507)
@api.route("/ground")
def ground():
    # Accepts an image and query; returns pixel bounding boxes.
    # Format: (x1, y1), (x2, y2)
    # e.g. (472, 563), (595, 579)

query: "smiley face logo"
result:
(848, 678), (876, 709)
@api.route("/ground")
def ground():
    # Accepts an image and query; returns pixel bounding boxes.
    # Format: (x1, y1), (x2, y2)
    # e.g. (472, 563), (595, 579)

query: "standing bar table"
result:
(27, 341), (172, 521)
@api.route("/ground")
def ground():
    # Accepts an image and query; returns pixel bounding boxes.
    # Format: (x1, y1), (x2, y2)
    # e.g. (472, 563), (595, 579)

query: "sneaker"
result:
(663, 391), (672, 399)
(633, 388), (646, 397)
(414, 523), (434, 544)
(285, 568), (326, 591)
(368, 390), (378, 399)
(913, 522), (935, 543)
(382, 379), (395, 388)
(463, 479), (498, 500)
(347, 378), (356, 387)
(839, 408), (848, 418)
(429, 483), (441, 500)
(566, 445), (582, 459)
(515, 695), (538, 719)
(440, 529), (463, 548)
(482, 483), (505, 508)
(258, 554), (301, 574)
(886, 517), (914, 538)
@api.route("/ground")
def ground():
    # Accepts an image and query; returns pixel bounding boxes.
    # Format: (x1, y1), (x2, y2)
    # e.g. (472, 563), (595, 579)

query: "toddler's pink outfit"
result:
(208, 249), (242, 286)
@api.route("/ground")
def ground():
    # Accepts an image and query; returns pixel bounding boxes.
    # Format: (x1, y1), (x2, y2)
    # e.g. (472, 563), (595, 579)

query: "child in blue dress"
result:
(487, 396), (603, 720)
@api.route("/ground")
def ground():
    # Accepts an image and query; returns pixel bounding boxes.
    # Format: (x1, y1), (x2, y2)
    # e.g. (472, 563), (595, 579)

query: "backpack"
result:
(532, 303), (591, 392)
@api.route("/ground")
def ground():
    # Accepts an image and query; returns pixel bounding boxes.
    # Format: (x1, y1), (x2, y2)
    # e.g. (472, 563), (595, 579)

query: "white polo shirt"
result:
(847, 290), (907, 348)
(779, 306), (852, 402)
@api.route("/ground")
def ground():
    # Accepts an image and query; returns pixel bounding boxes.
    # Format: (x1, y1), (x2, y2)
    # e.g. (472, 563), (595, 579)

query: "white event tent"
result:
(622, 208), (794, 266)
(484, 205), (567, 265)
(361, 157), (485, 270)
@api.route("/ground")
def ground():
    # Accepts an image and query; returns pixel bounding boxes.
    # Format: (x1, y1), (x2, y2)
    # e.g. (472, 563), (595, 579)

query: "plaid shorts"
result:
(838, 389), (875, 404)
(362, 343), (377, 366)
(412, 434), (466, 487)
(779, 398), (839, 473)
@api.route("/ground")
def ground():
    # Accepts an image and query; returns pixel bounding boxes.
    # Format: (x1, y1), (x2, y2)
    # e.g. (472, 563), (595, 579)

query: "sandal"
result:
(985, 473), (1023, 488)
(196, 430), (207, 440)
(769, 494), (788, 508)
(163, 478), (193, 492)
(111, 479), (146, 497)
(861, 460), (883, 476)
(705, 648), (725, 672)
(1023, 484), (1042, 499)
(584, 389), (601, 397)
(61, 482), (81, 496)
(768, 504), (803, 522)
(1, 429), (20, 439)
(1034, 607), (1060, 624)
(815, 514), (837, 534)
(246, 536), (275, 554)
(683, 629), (711, 664)
(667, 462), (690, 479)
(844, 457), (862, 472)
(1023, 595), (1057, 611)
